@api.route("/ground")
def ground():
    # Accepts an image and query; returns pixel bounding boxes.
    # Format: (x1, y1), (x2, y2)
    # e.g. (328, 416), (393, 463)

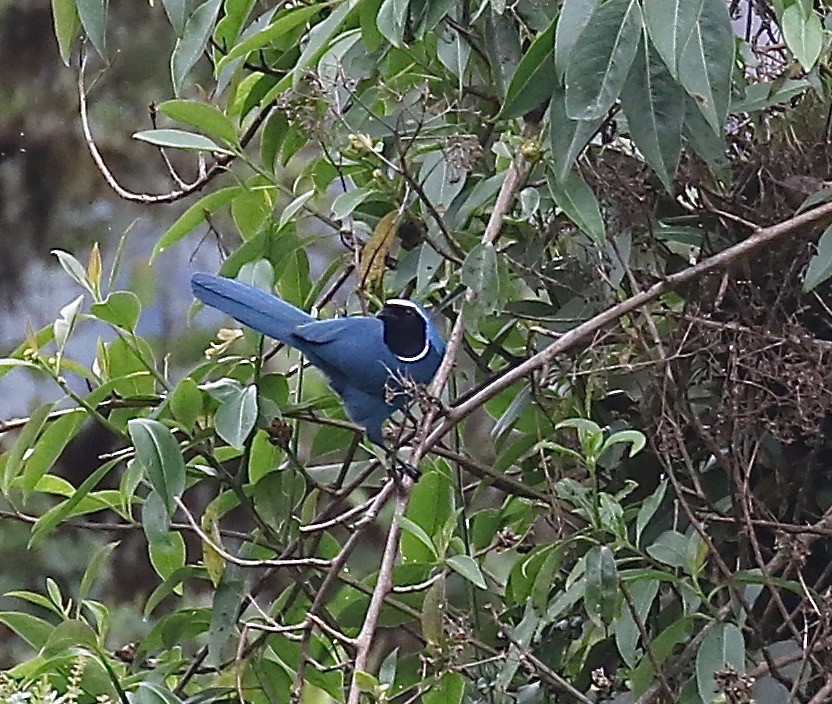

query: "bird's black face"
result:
(379, 300), (429, 361)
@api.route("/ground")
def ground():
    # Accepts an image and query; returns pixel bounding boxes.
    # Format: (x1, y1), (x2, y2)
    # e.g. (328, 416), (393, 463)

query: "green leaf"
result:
(376, 0), (408, 47)
(29, 458), (120, 546)
(209, 563), (245, 665)
(565, 0), (642, 120)
(75, 0), (108, 58)
(161, 0), (186, 35)
(128, 419), (187, 515)
(803, 224), (832, 292)
(401, 469), (454, 562)
(549, 83), (603, 182)
(601, 429), (647, 457)
(261, 110), (290, 172)
(144, 566), (207, 616)
(354, 670), (381, 693)
(19, 409), (86, 498)
(460, 242), (499, 313)
(423, 671), (465, 704)
(332, 187), (375, 220)
(51, 0), (80, 65)
(421, 575), (446, 645)
(631, 616), (694, 695)
(294, 0), (359, 81)
(78, 541), (119, 604)
(3, 402), (55, 495)
(216, 3), (322, 71)
(54, 295), (84, 362)
(395, 514), (438, 559)
(278, 189), (315, 230)
(420, 149), (467, 210)
(149, 529), (187, 584)
(636, 479), (668, 546)
(52, 249), (93, 293)
(615, 578), (659, 667)
(133, 129), (233, 155)
(447, 554), (487, 589)
(554, 0), (599, 77)
(696, 623), (745, 703)
(645, 0), (733, 133)
(620, 31), (685, 192)
(40, 618), (98, 657)
(158, 99), (239, 145)
(130, 682), (184, 704)
(647, 529), (688, 568)
(782, 4), (822, 72)
(91, 291), (141, 332)
(171, 0), (222, 94)
(151, 186), (242, 261)
(585, 545), (619, 626)
(170, 377), (203, 428)
(547, 169), (605, 243)
(214, 384), (258, 450)
(0, 612), (54, 650)
(499, 17), (556, 119)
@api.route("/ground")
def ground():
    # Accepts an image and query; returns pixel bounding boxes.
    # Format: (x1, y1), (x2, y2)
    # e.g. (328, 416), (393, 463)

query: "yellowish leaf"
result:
(201, 497), (226, 586)
(87, 243), (102, 290)
(360, 210), (398, 289)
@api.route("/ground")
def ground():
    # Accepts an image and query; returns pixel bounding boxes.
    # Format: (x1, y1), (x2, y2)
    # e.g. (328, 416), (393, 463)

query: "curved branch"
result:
(79, 53), (271, 204)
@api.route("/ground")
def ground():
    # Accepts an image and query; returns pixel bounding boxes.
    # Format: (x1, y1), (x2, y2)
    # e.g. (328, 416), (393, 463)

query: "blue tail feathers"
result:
(191, 273), (313, 345)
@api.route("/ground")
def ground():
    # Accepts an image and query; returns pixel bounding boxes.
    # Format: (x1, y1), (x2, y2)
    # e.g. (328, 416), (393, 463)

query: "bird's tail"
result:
(191, 273), (313, 345)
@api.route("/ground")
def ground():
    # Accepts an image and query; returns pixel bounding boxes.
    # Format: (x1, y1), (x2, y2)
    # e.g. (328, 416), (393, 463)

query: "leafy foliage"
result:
(3, 0), (832, 702)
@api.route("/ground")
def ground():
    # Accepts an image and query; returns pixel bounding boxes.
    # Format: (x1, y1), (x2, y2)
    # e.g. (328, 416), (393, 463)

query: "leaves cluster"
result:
(3, 0), (832, 702)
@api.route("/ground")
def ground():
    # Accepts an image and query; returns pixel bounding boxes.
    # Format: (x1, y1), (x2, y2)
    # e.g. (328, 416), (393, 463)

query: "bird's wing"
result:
(291, 317), (396, 393)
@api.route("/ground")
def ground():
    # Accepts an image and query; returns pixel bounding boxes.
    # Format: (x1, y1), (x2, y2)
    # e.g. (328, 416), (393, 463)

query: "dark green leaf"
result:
(447, 554), (487, 589)
(646, 529), (688, 568)
(209, 563), (245, 665)
(696, 623), (745, 703)
(395, 514), (438, 559)
(615, 579), (659, 667)
(151, 186), (242, 261)
(423, 671), (465, 704)
(131, 682), (184, 704)
(148, 529), (187, 584)
(621, 31), (685, 192)
(170, 0), (223, 94)
(554, 0), (599, 77)
(636, 479), (668, 546)
(161, 0), (187, 35)
(128, 418), (187, 515)
(499, 17), (556, 119)
(547, 169), (605, 242)
(584, 545), (619, 626)
(377, 0), (409, 47)
(3, 402), (55, 495)
(216, 4), (322, 70)
(549, 83), (603, 182)
(565, 0), (642, 120)
(75, 0), (108, 58)
(803, 223), (832, 292)
(460, 242), (499, 313)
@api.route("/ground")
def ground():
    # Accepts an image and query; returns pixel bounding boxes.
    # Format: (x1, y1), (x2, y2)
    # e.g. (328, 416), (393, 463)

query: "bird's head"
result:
(378, 299), (430, 362)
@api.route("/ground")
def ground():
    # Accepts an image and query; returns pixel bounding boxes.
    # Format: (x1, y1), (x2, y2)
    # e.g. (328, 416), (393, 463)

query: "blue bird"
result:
(191, 272), (446, 454)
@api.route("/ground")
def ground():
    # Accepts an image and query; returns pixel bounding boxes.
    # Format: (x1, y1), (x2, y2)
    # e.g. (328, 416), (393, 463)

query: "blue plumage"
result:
(191, 273), (445, 446)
